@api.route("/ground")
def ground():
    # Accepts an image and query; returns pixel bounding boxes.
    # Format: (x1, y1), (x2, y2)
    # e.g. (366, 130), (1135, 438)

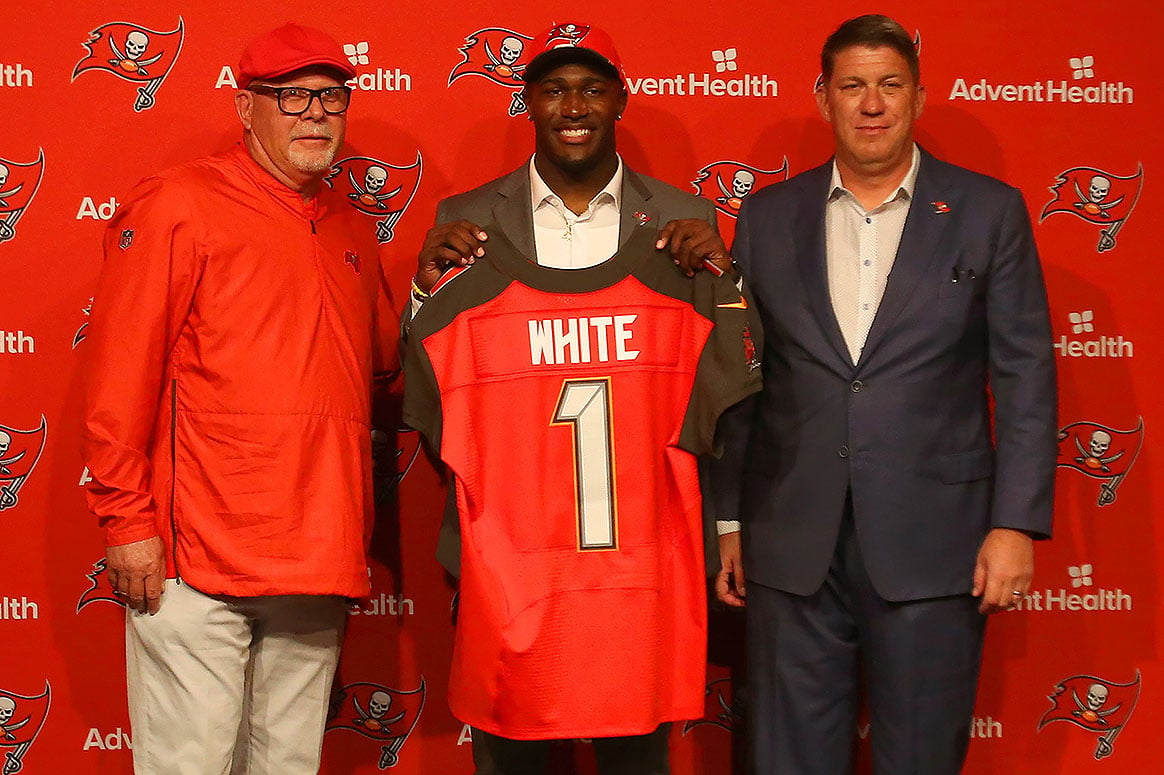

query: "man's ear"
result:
(235, 90), (255, 131)
(814, 85), (832, 124)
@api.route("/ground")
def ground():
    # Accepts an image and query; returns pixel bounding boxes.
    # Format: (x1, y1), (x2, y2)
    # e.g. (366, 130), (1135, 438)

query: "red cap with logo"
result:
(237, 23), (356, 88)
(523, 22), (627, 85)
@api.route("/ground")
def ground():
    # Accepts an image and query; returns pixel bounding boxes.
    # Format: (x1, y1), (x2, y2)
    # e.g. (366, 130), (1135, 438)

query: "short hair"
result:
(820, 15), (919, 84)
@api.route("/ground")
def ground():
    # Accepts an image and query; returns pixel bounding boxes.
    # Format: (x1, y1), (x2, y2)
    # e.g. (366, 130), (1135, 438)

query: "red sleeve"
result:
(81, 176), (205, 547)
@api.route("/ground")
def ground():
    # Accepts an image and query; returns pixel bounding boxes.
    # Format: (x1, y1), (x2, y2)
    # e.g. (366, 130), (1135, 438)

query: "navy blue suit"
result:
(713, 150), (1056, 774)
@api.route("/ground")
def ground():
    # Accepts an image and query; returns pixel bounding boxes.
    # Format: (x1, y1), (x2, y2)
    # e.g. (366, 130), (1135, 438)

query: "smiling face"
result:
(816, 45), (925, 183)
(524, 62), (627, 186)
(235, 68), (348, 197)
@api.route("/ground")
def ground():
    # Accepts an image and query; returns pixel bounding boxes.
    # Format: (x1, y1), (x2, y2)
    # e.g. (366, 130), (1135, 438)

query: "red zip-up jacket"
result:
(82, 145), (399, 598)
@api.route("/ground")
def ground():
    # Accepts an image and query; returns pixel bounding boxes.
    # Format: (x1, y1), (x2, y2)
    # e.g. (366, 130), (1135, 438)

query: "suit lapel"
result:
(858, 152), (955, 367)
(619, 167), (655, 249)
(490, 166), (536, 260)
(795, 164), (853, 368)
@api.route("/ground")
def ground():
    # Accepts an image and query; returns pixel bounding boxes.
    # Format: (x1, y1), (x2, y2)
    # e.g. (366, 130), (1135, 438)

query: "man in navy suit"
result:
(712, 14), (1057, 774)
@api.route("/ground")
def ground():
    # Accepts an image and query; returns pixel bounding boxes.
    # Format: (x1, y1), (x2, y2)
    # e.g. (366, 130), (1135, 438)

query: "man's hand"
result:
(416, 221), (488, 293)
(971, 528), (1034, 614)
(106, 536), (166, 615)
(656, 219), (732, 276)
(715, 531), (747, 607)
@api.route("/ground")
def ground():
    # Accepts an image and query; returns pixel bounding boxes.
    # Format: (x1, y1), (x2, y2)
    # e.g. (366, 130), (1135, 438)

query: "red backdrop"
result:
(2, 0), (1160, 772)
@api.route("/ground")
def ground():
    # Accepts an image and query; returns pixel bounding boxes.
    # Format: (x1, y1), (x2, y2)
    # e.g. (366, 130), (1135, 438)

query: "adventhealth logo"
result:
(949, 56), (1133, 104)
(1054, 310), (1133, 358)
(626, 49), (778, 99)
(1013, 564), (1132, 613)
(214, 40), (411, 92)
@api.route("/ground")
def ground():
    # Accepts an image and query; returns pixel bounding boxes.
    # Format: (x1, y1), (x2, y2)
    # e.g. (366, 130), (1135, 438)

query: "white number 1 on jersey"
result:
(552, 378), (617, 550)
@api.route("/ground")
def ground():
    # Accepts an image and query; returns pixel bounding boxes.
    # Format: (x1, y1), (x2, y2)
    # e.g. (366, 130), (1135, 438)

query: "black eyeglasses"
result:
(248, 85), (352, 115)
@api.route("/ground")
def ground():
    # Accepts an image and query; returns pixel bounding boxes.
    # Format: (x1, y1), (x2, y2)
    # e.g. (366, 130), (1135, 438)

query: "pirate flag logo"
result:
(72, 18), (185, 112)
(0, 417), (47, 512)
(1056, 418), (1144, 506)
(73, 298), (93, 349)
(681, 678), (743, 735)
(1040, 164), (1143, 253)
(326, 154), (423, 244)
(0, 681), (51, 774)
(692, 158), (789, 218)
(448, 26), (536, 116)
(76, 558), (126, 613)
(326, 679), (425, 769)
(1038, 670), (1141, 760)
(0, 150), (45, 246)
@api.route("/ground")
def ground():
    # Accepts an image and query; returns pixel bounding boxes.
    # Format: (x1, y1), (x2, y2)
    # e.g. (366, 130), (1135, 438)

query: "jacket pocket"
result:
(938, 448), (994, 483)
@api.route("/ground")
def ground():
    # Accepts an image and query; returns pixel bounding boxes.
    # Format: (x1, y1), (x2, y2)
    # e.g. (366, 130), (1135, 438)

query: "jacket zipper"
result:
(170, 377), (181, 584)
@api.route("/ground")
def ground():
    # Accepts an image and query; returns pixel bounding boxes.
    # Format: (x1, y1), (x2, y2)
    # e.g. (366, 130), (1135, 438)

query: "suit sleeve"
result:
(81, 177), (205, 547)
(986, 188), (1057, 538)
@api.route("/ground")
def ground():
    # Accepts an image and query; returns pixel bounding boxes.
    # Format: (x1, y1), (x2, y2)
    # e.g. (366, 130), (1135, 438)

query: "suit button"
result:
(838, 444), (850, 459)
(850, 380), (863, 393)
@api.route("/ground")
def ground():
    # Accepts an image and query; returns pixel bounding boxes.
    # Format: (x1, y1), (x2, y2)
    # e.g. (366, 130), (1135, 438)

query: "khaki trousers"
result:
(125, 579), (346, 775)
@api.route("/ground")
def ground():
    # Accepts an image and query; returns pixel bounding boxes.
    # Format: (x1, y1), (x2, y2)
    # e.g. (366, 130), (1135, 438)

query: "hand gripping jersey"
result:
(403, 225), (760, 739)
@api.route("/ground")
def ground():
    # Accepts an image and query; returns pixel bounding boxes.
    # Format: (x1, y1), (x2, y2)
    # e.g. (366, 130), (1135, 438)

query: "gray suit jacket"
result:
(711, 150), (1057, 602)
(420, 161), (718, 576)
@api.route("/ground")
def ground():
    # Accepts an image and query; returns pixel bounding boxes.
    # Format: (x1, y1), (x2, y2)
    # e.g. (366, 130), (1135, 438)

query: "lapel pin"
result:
(634, 211), (652, 226)
(931, 201), (951, 214)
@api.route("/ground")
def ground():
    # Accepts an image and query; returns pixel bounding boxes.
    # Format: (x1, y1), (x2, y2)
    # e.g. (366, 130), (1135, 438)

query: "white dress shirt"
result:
(826, 144), (921, 364)
(530, 155), (623, 268)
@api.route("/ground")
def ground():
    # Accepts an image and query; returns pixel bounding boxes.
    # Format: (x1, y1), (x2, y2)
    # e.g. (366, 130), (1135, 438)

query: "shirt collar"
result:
(828, 143), (921, 206)
(529, 154), (624, 213)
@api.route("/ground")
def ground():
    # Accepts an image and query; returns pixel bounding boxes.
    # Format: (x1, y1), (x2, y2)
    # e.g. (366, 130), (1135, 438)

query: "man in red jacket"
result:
(81, 23), (398, 774)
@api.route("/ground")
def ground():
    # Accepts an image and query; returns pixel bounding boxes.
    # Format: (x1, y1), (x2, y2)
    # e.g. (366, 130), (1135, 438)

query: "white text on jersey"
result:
(528, 315), (640, 365)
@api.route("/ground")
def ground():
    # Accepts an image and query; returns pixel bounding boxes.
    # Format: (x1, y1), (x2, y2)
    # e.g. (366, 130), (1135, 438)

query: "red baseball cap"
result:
(237, 23), (355, 87)
(523, 22), (627, 85)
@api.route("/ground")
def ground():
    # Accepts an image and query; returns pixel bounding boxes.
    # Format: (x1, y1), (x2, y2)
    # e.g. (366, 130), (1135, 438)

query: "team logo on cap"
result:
(449, 27), (535, 116)
(1040, 164), (1143, 253)
(692, 158), (788, 218)
(681, 678), (743, 735)
(72, 18), (185, 111)
(0, 416), (47, 512)
(1057, 417), (1144, 506)
(326, 154), (422, 244)
(1038, 670), (1141, 760)
(0, 150), (45, 246)
(0, 681), (51, 771)
(326, 679), (426, 768)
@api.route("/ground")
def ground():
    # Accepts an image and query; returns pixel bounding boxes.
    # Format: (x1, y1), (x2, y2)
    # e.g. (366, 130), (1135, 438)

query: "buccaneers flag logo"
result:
(1038, 671), (1141, 760)
(76, 558), (127, 613)
(0, 150), (45, 246)
(0, 417), (47, 512)
(1040, 164), (1143, 253)
(681, 678), (743, 735)
(326, 679), (425, 769)
(72, 18), (185, 111)
(1056, 418), (1144, 506)
(448, 27), (535, 116)
(692, 158), (789, 218)
(0, 681), (51, 774)
(326, 154), (423, 244)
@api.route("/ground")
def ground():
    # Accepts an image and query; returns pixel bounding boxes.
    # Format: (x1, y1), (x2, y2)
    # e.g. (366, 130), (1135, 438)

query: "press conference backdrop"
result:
(1, 0), (1159, 772)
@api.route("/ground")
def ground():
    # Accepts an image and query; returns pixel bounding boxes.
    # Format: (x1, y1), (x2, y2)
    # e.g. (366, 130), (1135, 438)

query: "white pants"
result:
(125, 579), (347, 775)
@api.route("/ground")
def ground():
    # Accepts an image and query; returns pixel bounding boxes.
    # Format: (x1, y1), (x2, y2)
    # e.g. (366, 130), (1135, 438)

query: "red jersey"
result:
(404, 226), (760, 739)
